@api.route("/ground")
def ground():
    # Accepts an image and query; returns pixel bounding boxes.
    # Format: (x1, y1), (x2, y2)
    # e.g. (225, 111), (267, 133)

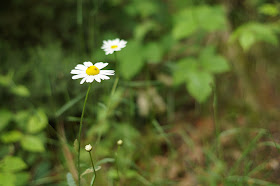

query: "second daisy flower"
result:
(71, 62), (115, 84)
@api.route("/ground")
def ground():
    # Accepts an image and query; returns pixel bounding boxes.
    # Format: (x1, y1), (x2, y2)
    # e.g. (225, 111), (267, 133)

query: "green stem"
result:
(111, 53), (120, 96)
(114, 52), (119, 78)
(78, 83), (92, 186)
(107, 52), (119, 111)
(89, 152), (97, 186)
(115, 146), (120, 185)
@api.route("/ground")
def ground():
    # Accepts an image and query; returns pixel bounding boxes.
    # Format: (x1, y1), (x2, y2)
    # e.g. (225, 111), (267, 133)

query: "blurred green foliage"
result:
(0, 0), (280, 185)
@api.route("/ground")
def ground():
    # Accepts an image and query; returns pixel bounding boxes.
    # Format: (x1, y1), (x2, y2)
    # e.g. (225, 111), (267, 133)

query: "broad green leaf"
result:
(173, 58), (198, 85)
(27, 109), (48, 134)
(239, 30), (255, 51)
(259, 4), (279, 17)
(10, 85), (30, 97)
(172, 9), (197, 40)
(172, 6), (226, 40)
(0, 156), (27, 172)
(119, 41), (144, 80)
(1, 131), (23, 143)
(199, 47), (230, 73)
(14, 111), (30, 130)
(0, 172), (15, 186)
(0, 109), (12, 131)
(143, 42), (163, 64)
(186, 71), (213, 103)
(55, 94), (84, 117)
(15, 172), (30, 186)
(0, 74), (12, 87)
(96, 158), (115, 166)
(20, 135), (45, 152)
(230, 23), (278, 51)
(66, 172), (76, 186)
(196, 6), (226, 32)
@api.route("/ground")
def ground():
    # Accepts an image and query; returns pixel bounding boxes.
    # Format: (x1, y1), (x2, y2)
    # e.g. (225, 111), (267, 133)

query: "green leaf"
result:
(230, 23), (278, 51)
(239, 30), (256, 51)
(10, 85), (30, 97)
(55, 94), (84, 117)
(0, 109), (13, 131)
(173, 58), (198, 85)
(20, 135), (45, 152)
(0, 74), (13, 87)
(1, 131), (23, 143)
(15, 172), (30, 186)
(259, 4), (279, 17)
(143, 42), (163, 64)
(119, 41), (145, 80)
(172, 6), (226, 40)
(186, 71), (213, 103)
(196, 6), (226, 32)
(66, 172), (76, 186)
(0, 156), (27, 172)
(27, 109), (48, 134)
(172, 8), (197, 40)
(0, 172), (16, 186)
(199, 47), (230, 73)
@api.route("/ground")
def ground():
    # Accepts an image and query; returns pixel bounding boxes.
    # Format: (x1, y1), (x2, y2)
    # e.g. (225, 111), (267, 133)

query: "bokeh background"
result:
(1, 0), (280, 185)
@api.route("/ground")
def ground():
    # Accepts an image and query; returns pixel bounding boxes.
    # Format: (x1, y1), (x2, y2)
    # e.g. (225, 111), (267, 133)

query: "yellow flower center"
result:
(86, 65), (100, 75)
(111, 45), (118, 49)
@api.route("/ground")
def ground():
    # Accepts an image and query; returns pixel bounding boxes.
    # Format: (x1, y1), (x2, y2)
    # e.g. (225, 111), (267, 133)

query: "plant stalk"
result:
(78, 83), (92, 186)
(89, 152), (97, 186)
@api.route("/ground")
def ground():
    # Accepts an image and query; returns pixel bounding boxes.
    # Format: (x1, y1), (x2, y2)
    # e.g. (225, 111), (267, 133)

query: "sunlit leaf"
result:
(173, 58), (198, 85)
(10, 85), (30, 97)
(0, 109), (13, 131)
(20, 135), (45, 152)
(27, 109), (48, 134)
(143, 42), (163, 64)
(200, 47), (230, 73)
(173, 5), (226, 40)
(186, 70), (213, 103)
(0, 172), (15, 186)
(119, 41), (145, 80)
(15, 172), (30, 186)
(230, 22), (278, 51)
(172, 8), (197, 40)
(0, 156), (27, 172)
(1, 131), (23, 143)
(259, 4), (279, 17)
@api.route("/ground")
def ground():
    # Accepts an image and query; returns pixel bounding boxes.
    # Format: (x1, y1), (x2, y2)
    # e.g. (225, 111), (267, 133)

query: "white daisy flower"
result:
(101, 38), (127, 55)
(71, 61), (115, 84)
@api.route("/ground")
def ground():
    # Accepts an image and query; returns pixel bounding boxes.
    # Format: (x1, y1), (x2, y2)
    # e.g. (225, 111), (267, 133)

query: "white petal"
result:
(83, 61), (93, 67)
(75, 64), (87, 70)
(80, 77), (87, 84)
(105, 51), (112, 55)
(114, 38), (120, 43)
(95, 76), (101, 83)
(94, 62), (108, 69)
(71, 69), (84, 74)
(99, 74), (110, 80)
(100, 70), (115, 75)
(86, 76), (94, 83)
(120, 40), (127, 45)
(72, 74), (86, 79)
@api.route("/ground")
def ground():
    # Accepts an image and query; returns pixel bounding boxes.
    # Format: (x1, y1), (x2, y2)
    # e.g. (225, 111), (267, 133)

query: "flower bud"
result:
(85, 144), (92, 152)
(117, 140), (123, 146)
